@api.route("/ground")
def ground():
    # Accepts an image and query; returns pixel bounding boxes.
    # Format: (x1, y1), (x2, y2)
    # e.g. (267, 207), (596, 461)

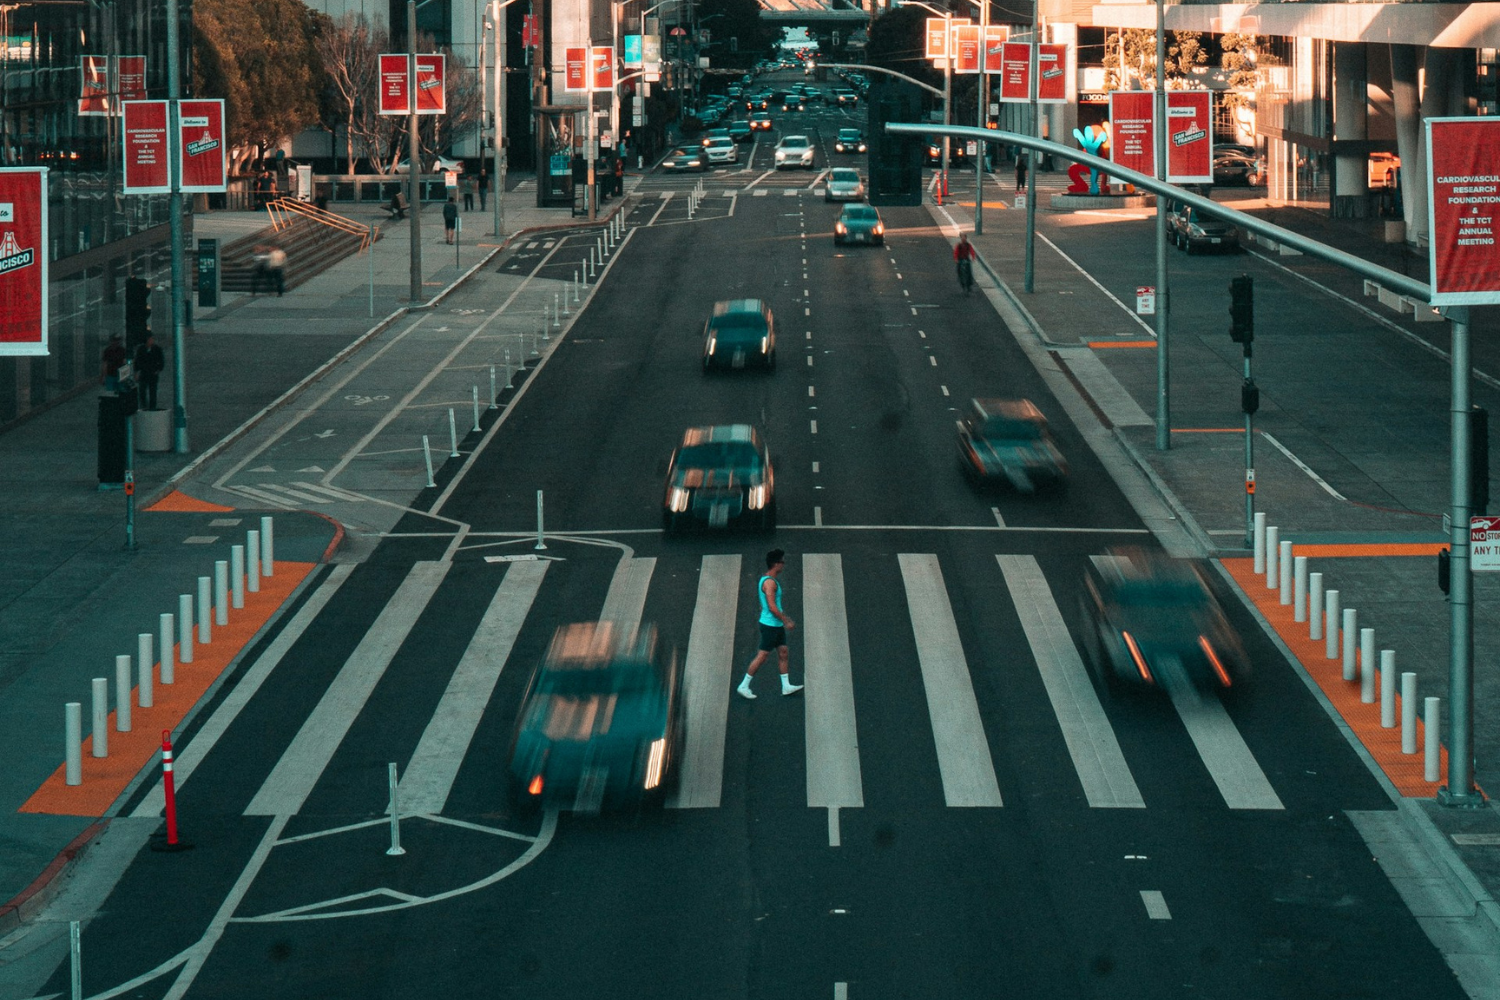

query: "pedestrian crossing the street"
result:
(227, 549), (1288, 821)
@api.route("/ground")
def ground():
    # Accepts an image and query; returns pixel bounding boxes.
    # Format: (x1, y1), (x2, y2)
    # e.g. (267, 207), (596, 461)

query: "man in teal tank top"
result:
(737, 549), (803, 699)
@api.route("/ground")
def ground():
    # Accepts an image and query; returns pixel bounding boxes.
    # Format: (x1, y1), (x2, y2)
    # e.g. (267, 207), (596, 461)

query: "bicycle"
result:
(956, 256), (973, 296)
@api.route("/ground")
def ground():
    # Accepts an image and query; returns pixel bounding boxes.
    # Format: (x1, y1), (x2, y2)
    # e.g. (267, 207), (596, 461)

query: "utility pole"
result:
(407, 0), (424, 304)
(973, 0), (987, 235)
(1023, 18), (1038, 292)
(1443, 306), (1481, 806)
(941, 12), (951, 194)
(492, 0), (508, 237)
(165, 0), (188, 453)
(1153, 0), (1170, 449)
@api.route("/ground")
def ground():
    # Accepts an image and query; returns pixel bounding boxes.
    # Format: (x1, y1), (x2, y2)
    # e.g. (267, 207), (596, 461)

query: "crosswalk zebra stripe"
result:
(245, 561), (452, 817)
(899, 554), (1003, 807)
(258, 483), (337, 504)
(1168, 688), (1285, 810)
(803, 554), (864, 809)
(224, 484), (296, 509)
(996, 555), (1144, 809)
(599, 556), (656, 633)
(669, 554), (740, 809)
(396, 559), (549, 816)
(291, 481), (367, 502)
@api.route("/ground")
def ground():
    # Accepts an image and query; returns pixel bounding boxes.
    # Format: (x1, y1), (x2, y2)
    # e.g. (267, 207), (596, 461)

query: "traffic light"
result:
(1472, 404), (1490, 514)
(125, 276), (150, 347)
(1439, 546), (1451, 595)
(867, 81), (923, 207)
(1229, 274), (1253, 343)
(1241, 377), (1260, 415)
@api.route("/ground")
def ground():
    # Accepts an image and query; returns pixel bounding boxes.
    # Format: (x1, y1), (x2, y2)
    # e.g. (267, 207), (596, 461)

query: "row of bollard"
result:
(1253, 512), (1441, 781)
(63, 517), (278, 786)
(687, 178), (705, 218)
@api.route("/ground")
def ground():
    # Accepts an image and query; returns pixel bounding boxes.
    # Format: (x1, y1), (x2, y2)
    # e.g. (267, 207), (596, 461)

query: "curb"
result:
(0, 821), (106, 937)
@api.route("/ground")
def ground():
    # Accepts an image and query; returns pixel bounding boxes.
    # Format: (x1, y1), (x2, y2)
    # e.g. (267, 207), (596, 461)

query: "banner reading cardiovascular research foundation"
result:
(1108, 90), (1212, 183)
(0, 168), (49, 357)
(1427, 117), (1500, 306)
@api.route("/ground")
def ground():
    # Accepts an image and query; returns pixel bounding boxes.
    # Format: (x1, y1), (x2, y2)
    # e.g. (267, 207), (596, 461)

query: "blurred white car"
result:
(393, 155), (463, 175)
(775, 135), (815, 170)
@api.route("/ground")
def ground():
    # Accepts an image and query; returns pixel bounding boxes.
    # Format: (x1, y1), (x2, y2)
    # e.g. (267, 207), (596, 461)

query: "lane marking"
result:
(1260, 431), (1348, 501)
(929, 356), (937, 366)
(599, 556), (656, 631)
(991, 507), (1005, 527)
(812, 461), (820, 473)
(245, 561), (451, 816)
(1141, 890), (1172, 920)
(670, 554), (740, 809)
(828, 806), (841, 847)
(1036, 231), (1156, 337)
(808, 385), (815, 396)
(814, 506), (823, 526)
(811, 419), (818, 434)
(397, 559), (548, 815)
(647, 192), (673, 226)
(804, 554), (864, 809)
(898, 554), (1003, 807)
(941, 385), (950, 396)
(996, 555), (1144, 808)
(1168, 685), (1285, 810)
(807, 356), (813, 366)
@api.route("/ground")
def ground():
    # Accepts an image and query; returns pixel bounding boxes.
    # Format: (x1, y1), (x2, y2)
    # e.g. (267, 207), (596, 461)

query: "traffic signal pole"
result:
(1442, 306), (1480, 806)
(408, 0), (424, 304)
(1153, 0), (1170, 451)
(165, 0), (188, 453)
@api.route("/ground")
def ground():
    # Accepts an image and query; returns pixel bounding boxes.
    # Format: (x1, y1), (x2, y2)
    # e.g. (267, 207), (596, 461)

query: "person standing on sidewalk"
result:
(478, 168), (488, 211)
(737, 549), (803, 699)
(133, 332), (164, 409)
(1015, 153), (1028, 194)
(443, 196), (459, 244)
(462, 174), (475, 211)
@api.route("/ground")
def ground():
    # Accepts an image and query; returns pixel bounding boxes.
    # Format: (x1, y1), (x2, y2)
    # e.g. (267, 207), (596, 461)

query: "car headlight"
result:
(760, 335), (769, 354)
(747, 483), (769, 510)
(707, 336), (716, 355)
(858, 143), (866, 153)
(835, 222), (846, 234)
(644, 737), (667, 790)
(689, 159), (701, 166)
(873, 223), (884, 235)
(667, 486), (690, 512)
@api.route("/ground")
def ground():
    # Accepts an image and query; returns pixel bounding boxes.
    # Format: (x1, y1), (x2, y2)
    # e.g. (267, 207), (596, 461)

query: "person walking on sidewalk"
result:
(737, 549), (803, 699)
(266, 245), (287, 296)
(443, 196), (459, 244)
(133, 332), (164, 409)
(1015, 153), (1028, 194)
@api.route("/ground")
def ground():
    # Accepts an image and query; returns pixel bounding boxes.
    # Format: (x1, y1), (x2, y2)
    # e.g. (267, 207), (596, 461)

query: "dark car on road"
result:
(1167, 200), (1240, 253)
(924, 138), (968, 167)
(703, 298), (776, 371)
(663, 424), (776, 533)
(833, 203), (884, 246)
(956, 397), (1067, 493)
(749, 111), (774, 132)
(662, 146), (708, 172)
(1212, 152), (1262, 187)
(1080, 548), (1249, 695)
(834, 128), (866, 154)
(728, 120), (753, 143)
(507, 622), (684, 814)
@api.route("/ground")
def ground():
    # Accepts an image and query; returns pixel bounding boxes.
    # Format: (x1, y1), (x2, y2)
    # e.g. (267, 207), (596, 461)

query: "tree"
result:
(1104, 29), (1207, 90)
(315, 13), (385, 175)
(1220, 32), (1263, 116)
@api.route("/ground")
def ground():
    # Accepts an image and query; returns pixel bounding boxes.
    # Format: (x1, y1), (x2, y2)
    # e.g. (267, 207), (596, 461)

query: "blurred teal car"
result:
(661, 146), (707, 172)
(833, 203), (883, 246)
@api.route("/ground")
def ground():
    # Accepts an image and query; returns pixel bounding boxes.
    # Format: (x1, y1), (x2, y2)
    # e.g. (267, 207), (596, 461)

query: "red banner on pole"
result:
(998, 42), (1030, 101)
(0, 168), (48, 356)
(1109, 91), (1155, 177)
(925, 18), (949, 60)
(178, 99), (227, 193)
(79, 55), (110, 116)
(1427, 117), (1500, 306)
(1037, 44), (1068, 103)
(953, 25), (981, 75)
(414, 54), (445, 114)
(122, 100), (171, 194)
(523, 14), (539, 48)
(591, 46), (613, 91)
(118, 56), (148, 103)
(1165, 91), (1212, 183)
(378, 54), (410, 114)
(379, 53), (445, 114)
(982, 26), (1008, 74)
(564, 47), (587, 92)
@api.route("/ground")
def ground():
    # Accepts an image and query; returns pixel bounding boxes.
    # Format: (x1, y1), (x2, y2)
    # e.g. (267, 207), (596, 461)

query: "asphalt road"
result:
(29, 89), (1477, 1000)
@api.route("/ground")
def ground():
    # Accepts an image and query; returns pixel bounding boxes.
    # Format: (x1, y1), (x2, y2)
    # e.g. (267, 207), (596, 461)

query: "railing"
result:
(264, 197), (376, 251)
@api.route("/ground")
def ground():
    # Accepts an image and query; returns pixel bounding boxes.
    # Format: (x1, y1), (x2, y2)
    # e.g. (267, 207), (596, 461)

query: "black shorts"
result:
(758, 624), (787, 651)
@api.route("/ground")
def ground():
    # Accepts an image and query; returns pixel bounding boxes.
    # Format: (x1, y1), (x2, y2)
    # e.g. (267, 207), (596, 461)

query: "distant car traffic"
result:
(703, 298), (776, 371)
(956, 397), (1067, 493)
(834, 128), (866, 154)
(700, 127), (731, 147)
(1080, 548), (1249, 695)
(1166, 200), (1240, 253)
(774, 135), (815, 170)
(824, 167), (865, 202)
(781, 95), (805, 112)
(662, 146), (708, 172)
(924, 138), (968, 167)
(663, 424), (776, 533)
(749, 112), (773, 131)
(833, 203), (883, 245)
(507, 622), (684, 814)
(728, 120), (753, 143)
(703, 136), (739, 165)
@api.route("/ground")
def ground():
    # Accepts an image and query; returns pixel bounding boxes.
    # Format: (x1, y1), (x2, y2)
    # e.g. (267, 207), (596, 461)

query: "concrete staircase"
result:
(201, 207), (379, 294)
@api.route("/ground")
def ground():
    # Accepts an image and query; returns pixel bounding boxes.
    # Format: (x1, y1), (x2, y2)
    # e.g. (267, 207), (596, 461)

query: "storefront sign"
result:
(122, 100), (171, 193)
(1109, 91), (1212, 183)
(79, 55), (110, 116)
(1427, 117), (1500, 306)
(178, 99), (227, 193)
(564, 46), (588, 92)
(378, 54), (445, 114)
(0, 168), (48, 356)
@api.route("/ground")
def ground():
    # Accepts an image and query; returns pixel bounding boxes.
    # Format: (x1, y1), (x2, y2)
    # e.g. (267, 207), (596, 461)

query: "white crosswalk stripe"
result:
(223, 484), (297, 509)
(1169, 688), (1284, 810)
(599, 556), (655, 632)
(669, 554), (740, 809)
(803, 554), (864, 809)
(291, 481), (367, 502)
(256, 483), (338, 504)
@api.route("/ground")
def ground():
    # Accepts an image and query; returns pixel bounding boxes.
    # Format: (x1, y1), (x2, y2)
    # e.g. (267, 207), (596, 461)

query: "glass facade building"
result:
(0, 0), (190, 426)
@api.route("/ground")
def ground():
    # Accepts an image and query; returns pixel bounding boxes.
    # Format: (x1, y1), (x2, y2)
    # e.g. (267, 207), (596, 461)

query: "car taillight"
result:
(1198, 635), (1232, 687)
(1121, 631), (1153, 683)
(528, 775), (544, 796)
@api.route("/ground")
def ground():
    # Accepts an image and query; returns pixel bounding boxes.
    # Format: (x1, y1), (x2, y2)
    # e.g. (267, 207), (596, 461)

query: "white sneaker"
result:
(737, 683), (756, 700)
(781, 681), (803, 696)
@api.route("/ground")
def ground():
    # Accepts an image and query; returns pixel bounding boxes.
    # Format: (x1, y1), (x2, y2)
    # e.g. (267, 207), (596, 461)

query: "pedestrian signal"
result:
(1229, 274), (1253, 344)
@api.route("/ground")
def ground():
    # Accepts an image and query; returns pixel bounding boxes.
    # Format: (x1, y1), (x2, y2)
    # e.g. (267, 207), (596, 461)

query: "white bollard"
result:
(179, 593), (195, 663)
(535, 489), (547, 550)
(1253, 512), (1267, 574)
(1424, 697), (1441, 782)
(472, 386), (481, 432)
(91, 679), (108, 758)
(247, 530), (261, 593)
(231, 545), (245, 609)
(1278, 540), (1293, 605)
(1293, 557), (1309, 623)
(197, 577), (212, 645)
(1401, 672), (1418, 754)
(1265, 526), (1280, 590)
(423, 435), (436, 487)
(137, 633), (153, 708)
(1309, 572), (1324, 639)
(115, 655), (132, 732)
(1359, 628), (1376, 703)
(1380, 650), (1397, 728)
(260, 515), (275, 577)
(1341, 608), (1357, 681)
(65, 703), (82, 786)
(489, 365), (498, 408)
(1324, 589), (1340, 659)
(214, 560), (229, 627)
(160, 613), (175, 685)
(386, 762), (406, 856)
(448, 408), (459, 457)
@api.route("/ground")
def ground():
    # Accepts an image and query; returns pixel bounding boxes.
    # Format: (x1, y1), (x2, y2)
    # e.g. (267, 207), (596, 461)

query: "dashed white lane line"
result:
(808, 385), (815, 397)
(902, 289), (910, 297)
(896, 273), (902, 280)
(813, 461), (820, 473)
(1141, 890), (1172, 920)
(811, 419), (818, 434)
(992, 507), (1006, 527)
(814, 506), (824, 527)
(1261, 431), (1349, 501)
(910, 307), (918, 316)
(919, 331), (927, 339)
(835, 982), (848, 1000)
(805, 307), (811, 316)
(807, 356), (813, 366)
(941, 385), (950, 396)
(806, 331), (812, 339)
(929, 356), (937, 366)
(804, 288), (810, 296)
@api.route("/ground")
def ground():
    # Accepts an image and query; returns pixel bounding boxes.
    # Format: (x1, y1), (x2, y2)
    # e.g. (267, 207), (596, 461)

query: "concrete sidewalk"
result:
(0, 173), (635, 932)
(944, 165), (1500, 966)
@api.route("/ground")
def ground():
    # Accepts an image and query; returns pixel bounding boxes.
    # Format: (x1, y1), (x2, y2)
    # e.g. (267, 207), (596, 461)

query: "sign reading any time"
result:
(1471, 516), (1500, 571)
(0, 168), (49, 357)
(1427, 117), (1500, 306)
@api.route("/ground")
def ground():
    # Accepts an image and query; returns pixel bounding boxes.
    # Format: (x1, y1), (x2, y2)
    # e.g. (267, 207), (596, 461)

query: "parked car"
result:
(662, 424), (776, 533)
(1080, 548), (1249, 696)
(956, 397), (1067, 493)
(833, 203), (884, 246)
(1212, 152), (1262, 186)
(662, 146), (708, 172)
(1167, 200), (1240, 253)
(507, 622), (684, 813)
(824, 167), (865, 202)
(702, 298), (775, 371)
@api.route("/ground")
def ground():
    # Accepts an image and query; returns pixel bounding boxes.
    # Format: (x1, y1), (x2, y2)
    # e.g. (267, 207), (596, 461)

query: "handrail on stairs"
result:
(265, 197), (376, 251)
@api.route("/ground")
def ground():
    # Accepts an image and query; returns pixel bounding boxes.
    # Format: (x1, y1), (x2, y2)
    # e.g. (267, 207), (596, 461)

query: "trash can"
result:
(97, 390), (137, 486)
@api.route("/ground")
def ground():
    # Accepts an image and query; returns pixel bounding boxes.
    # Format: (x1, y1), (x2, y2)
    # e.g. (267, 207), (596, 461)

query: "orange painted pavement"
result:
(1222, 557), (1450, 798)
(1288, 543), (1447, 558)
(1086, 340), (1157, 349)
(144, 490), (236, 513)
(21, 562), (314, 817)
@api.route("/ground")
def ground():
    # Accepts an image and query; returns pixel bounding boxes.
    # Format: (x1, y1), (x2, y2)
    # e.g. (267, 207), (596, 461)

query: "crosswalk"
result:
(222, 550), (1285, 820)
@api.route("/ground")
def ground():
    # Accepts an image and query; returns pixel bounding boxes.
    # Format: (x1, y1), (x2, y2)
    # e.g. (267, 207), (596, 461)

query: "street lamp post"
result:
(165, 0), (188, 452)
(486, 0), (518, 238)
(1154, 0), (1170, 450)
(974, 0), (987, 235)
(407, 0), (423, 304)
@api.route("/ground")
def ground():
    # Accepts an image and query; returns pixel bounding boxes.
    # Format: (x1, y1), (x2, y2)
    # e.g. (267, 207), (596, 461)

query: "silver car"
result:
(774, 135), (815, 170)
(824, 168), (865, 202)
